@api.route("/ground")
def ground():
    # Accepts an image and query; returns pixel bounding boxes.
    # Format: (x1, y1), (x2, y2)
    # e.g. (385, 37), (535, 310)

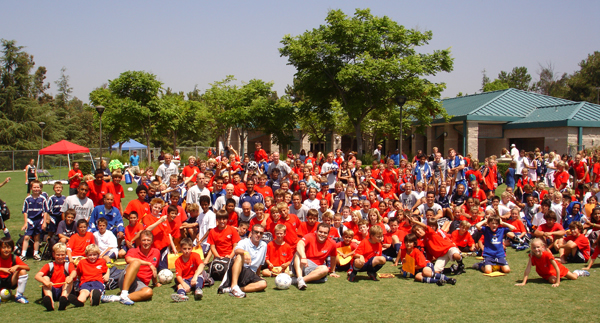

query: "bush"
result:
(75, 160), (93, 175)
(496, 162), (509, 182)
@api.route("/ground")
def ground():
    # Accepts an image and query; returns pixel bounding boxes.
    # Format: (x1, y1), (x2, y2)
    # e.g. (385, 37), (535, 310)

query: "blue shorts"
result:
(482, 256), (508, 267)
(46, 215), (61, 233)
(79, 281), (105, 292)
(42, 286), (63, 301)
(25, 218), (43, 236)
(356, 256), (378, 272)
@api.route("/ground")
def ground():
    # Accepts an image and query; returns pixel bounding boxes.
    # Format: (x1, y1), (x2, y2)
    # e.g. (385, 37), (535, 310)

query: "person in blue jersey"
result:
(447, 148), (467, 195)
(47, 182), (67, 239)
(88, 193), (125, 240)
(21, 180), (49, 261)
(472, 214), (516, 274)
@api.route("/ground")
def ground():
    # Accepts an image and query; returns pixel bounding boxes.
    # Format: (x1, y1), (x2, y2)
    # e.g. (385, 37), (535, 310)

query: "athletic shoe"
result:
(574, 270), (590, 277)
(14, 294), (29, 304)
(171, 293), (189, 302)
(19, 255), (27, 262)
(33, 254), (41, 261)
(450, 264), (458, 274)
(367, 272), (379, 281)
(347, 270), (357, 282)
(91, 290), (101, 306)
(446, 278), (457, 285)
(58, 296), (69, 311)
(101, 294), (121, 303)
(436, 279), (446, 286)
(68, 294), (84, 307)
(229, 286), (246, 298)
(456, 263), (466, 275)
(194, 288), (203, 301)
(516, 244), (529, 251)
(218, 287), (231, 294)
(42, 295), (54, 311)
(3, 230), (10, 240)
(120, 295), (134, 306)
(297, 278), (307, 290)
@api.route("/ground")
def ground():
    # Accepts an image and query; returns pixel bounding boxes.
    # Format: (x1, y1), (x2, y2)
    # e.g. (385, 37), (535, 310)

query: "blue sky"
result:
(2, 1), (599, 102)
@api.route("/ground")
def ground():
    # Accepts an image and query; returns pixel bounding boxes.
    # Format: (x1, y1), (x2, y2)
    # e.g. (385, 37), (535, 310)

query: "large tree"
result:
(565, 51), (600, 103)
(279, 8), (453, 156)
(497, 66), (532, 91)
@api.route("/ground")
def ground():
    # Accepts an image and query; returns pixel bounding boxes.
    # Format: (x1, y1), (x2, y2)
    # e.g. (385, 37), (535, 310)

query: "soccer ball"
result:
(274, 273), (292, 290)
(158, 269), (174, 284)
(247, 161), (258, 170)
(0, 289), (11, 302)
(127, 187), (133, 192)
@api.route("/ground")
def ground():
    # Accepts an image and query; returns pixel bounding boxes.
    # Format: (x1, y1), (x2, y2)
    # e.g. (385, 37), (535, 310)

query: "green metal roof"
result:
(504, 102), (600, 129)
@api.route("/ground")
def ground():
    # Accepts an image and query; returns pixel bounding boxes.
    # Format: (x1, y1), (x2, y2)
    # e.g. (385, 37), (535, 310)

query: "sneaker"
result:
(3, 230), (10, 240)
(120, 294), (134, 306)
(218, 287), (231, 294)
(297, 278), (307, 290)
(19, 255), (27, 262)
(194, 288), (203, 301)
(58, 296), (69, 311)
(574, 270), (590, 277)
(347, 270), (357, 282)
(229, 286), (246, 298)
(91, 290), (101, 306)
(446, 278), (457, 285)
(14, 294), (29, 304)
(171, 293), (189, 302)
(436, 279), (446, 286)
(33, 254), (41, 261)
(456, 263), (466, 275)
(42, 295), (54, 311)
(101, 294), (121, 303)
(516, 244), (529, 251)
(367, 272), (379, 281)
(450, 264), (458, 274)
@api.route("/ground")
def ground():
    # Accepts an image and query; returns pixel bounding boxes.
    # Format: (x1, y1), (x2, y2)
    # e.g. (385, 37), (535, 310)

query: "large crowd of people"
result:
(1, 141), (597, 309)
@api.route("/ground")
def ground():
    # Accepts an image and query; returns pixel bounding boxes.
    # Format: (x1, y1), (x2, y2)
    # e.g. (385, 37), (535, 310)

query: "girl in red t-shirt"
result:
(516, 238), (581, 287)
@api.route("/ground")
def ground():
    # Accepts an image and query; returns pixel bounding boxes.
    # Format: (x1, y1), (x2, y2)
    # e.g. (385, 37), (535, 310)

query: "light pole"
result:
(95, 105), (105, 169)
(39, 122), (46, 170)
(395, 95), (407, 159)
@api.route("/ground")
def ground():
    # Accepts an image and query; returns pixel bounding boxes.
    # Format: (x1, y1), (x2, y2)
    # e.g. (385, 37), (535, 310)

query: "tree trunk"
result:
(355, 122), (363, 157)
(239, 130), (246, 156)
(146, 133), (151, 166)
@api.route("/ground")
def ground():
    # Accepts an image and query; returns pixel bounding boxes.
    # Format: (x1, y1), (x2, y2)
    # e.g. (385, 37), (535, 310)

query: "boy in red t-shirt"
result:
(352, 220), (369, 244)
(225, 199), (239, 227)
(107, 171), (125, 213)
(399, 233), (456, 285)
(120, 211), (144, 258)
(516, 238), (583, 287)
(409, 216), (465, 275)
(262, 224), (294, 277)
(171, 238), (207, 302)
(533, 211), (565, 252)
(558, 222), (590, 264)
(348, 225), (386, 282)
(451, 221), (476, 253)
(298, 209), (320, 238)
(71, 244), (108, 307)
(383, 217), (406, 261)
(35, 242), (77, 311)
(336, 230), (357, 273)
(324, 212), (341, 242)
(0, 237), (30, 304)
(166, 205), (182, 254)
(207, 210), (241, 258)
(505, 207), (528, 249)
(67, 219), (95, 263)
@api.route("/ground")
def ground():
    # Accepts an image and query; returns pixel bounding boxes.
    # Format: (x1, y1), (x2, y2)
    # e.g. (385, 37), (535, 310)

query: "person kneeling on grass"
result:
(558, 222), (590, 264)
(398, 233), (456, 286)
(171, 238), (208, 302)
(70, 244), (108, 307)
(35, 243), (77, 311)
(515, 238), (588, 287)
(218, 224), (268, 298)
(471, 215), (516, 274)
(0, 237), (30, 303)
(291, 224), (340, 290)
(348, 225), (385, 282)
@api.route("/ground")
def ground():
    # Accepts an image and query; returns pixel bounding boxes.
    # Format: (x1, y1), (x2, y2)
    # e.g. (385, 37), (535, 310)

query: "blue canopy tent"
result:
(112, 139), (148, 164)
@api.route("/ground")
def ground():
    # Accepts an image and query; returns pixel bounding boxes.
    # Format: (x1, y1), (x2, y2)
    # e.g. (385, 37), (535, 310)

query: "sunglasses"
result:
(253, 231), (265, 235)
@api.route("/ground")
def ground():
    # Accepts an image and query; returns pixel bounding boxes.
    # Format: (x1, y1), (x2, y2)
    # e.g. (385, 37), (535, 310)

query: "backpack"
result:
(14, 234), (34, 257)
(207, 257), (233, 281)
(46, 261), (73, 278)
(105, 267), (122, 290)
(0, 198), (9, 221)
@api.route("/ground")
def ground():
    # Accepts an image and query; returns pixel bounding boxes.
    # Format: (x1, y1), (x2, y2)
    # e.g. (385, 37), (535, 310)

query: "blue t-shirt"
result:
(22, 195), (49, 221)
(48, 195), (66, 218)
(130, 155), (140, 166)
(505, 168), (516, 189)
(482, 226), (510, 258)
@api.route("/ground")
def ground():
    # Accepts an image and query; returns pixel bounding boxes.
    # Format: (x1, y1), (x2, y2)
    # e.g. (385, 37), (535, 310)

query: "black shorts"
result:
(0, 275), (17, 290)
(566, 250), (586, 263)
(237, 267), (264, 288)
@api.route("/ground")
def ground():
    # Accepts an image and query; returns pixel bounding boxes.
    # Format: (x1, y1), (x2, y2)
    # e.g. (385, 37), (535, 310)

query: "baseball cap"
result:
(510, 144), (516, 147)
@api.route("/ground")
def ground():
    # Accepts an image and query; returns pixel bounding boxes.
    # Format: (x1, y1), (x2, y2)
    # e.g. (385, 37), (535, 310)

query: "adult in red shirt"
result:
(254, 142), (269, 163)
(68, 162), (84, 196)
(87, 169), (109, 207)
(553, 162), (569, 191)
(291, 159), (305, 180)
(292, 224), (339, 290)
(181, 156), (200, 184)
(117, 230), (160, 304)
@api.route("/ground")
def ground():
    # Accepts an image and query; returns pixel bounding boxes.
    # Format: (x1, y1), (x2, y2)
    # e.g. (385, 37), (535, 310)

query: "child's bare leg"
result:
(261, 268), (273, 277)
(414, 272), (424, 282)
(22, 235), (31, 255)
(118, 249), (127, 258)
(548, 276), (558, 284)
(33, 234), (40, 253)
(78, 289), (90, 303)
(483, 265), (493, 274)
(565, 271), (578, 280)
(62, 281), (73, 296)
(501, 265), (511, 273)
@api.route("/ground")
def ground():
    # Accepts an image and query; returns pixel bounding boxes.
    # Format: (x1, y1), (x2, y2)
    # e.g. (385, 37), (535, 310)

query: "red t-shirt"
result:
(233, 183), (247, 197)
(328, 226), (342, 241)
(87, 180), (109, 206)
(505, 218), (526, 234)
(227, 211), (239, 227)
(573, 161), (590, 183)
(381, 169), (399, 185)
(181, 165), (200, 183)
(564, 234), (590, 261)
(124, 222), (144, 245)
(142, 215), (171, 250)
(207, 225), (241, 257)
(254, 149), (268, 163)
(68, 169), (83, 189)
(254, 185), (274, 199)
(400, 247), (428, 269)
(161, 205), (187, 223)
(593, 163), (600, 183)
(40, 261), (76, 284)
(538, 222), (564, 233)
(0, 256), (26, 278)
(67, 232), (95, 257)
(530, 250), (569, 279)
(421, 226), (455, 259)
(297, 221), (320, 238)
(302, 232), (337, 266)
(249, 216), (268, 231)
(76, 258), (107, 284)
(107, 182), (124, 210)
(126, 247), (160, 285)
(175, 252), (203, 279)
(355, 239), (382, 260)
(335, 241), (358, 251)
(266, 241), (295, 266)
(469, 189), (486, 203)
(554, 171), (569, 189)
(167, 218), (182, 239)
(125, 199), (150, 219)
(316, 192), (333, 207)
(384, 230), (407, 245)
(451, 230), (474, 248)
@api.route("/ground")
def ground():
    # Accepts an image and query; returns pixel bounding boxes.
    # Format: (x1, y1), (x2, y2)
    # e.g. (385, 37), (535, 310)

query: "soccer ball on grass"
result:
(158, 269), (174, 284)
(274, 273), (292, 290)
(0, 289), (12, 302)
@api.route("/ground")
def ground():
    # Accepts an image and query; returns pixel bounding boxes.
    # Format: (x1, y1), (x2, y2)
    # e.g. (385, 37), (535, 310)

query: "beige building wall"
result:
(582, 128), (600, 149)
(504, 127), (570, 155)
(466, 121), (479, 160)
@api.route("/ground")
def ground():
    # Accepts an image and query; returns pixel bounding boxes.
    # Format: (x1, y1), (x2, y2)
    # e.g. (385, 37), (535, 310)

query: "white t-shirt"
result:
(321, 162), (338, 189)
(551, 202), (563, 223)
(197, 209), (216, 247)
(417, 203), (442, 222)
(93, 231), (118, 255)
(156, 162), (179, 184)
(186, 185), (211, 207)
(213, 195), (239, 211)
(400, 192), (419, 210)
(485, 204), (511, 218)
(61, 195), (94, 222)
(303, 198), (320, 210)
(532, 212), (546, 227)
(515, 156), (525, 175)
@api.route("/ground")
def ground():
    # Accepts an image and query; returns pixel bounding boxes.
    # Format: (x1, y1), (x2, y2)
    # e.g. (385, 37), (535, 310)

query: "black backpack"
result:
(0, 198), (9, 221)
(207, 257), (233, 281)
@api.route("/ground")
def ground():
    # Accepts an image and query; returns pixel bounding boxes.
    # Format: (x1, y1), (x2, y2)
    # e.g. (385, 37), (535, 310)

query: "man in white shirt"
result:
(61, 183), (94, 222)
(372, 145), (382, 162)
(155, 153), (179, 184)
(320, 153), (338, 191)
(510, 144), (519, 160)
(267, 152), (292, 181)
(413, 192), (443, 222)
(213, 184), (239, 211)
(186, 173), (211, 207)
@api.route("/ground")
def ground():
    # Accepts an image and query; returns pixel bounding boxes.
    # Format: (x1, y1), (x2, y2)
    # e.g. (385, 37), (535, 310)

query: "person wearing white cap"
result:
(510, 144), (519, 160)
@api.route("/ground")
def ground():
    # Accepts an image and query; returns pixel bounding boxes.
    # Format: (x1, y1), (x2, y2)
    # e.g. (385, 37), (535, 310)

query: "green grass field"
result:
(0, 170), (598, 322)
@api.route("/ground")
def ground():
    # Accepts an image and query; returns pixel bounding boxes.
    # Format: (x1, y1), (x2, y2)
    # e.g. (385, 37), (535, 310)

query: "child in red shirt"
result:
(0, 237), (30, 304)
(398, 233), (456, 285)
(71, 244), (108, 307)
(225, 199), (239, 227)
(516, 238), (582, 287)
(171, 238), (207, 302)
(325, 212), (341, 242)
(262, 224), (294, 277)
(120, 211), (144, 258)
(409, 216), (465, 275)
(336, 230), (358, 273)
(297, 210), (320, 238)
(207, 210), (241, 258)
(383, 217), (406, 261)
(107, 171), (125, 213)
(451, 220), (475, 253)
(67, 219), (95, 263)
(533, 211), (565, 252)
(559, 222), (590, 264)
(348, 225), (386, 282)
(35, 242), (77, 311)
(166, 205), (182, 254)
(352, 220), (369, 244)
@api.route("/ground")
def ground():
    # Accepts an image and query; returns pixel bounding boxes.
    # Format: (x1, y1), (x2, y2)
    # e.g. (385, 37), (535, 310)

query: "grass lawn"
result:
(0, 170), (598, 322)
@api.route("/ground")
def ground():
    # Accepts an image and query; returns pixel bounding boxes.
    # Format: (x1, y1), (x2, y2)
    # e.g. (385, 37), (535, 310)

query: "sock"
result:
(34, 250), (39, 256)
(402, 270), (414, 278)
(433, 273), (448, 280)
(373, 264), (383, 272)
(196, 277), (204, 289)
(422, 277), (439, 284)
(177, 288), (185, 295)
(394, 243), (401, 253)
(21, 249), (26, 257)
(120, 290), (129, 298)
(17, 274), (28, 295)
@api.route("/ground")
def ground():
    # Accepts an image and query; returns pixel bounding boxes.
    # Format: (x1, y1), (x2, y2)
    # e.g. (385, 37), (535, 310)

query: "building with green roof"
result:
(411, 88), (600, 160)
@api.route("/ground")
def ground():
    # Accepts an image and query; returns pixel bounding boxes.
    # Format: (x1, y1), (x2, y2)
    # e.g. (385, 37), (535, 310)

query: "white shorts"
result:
(433, 247), (460, 273)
